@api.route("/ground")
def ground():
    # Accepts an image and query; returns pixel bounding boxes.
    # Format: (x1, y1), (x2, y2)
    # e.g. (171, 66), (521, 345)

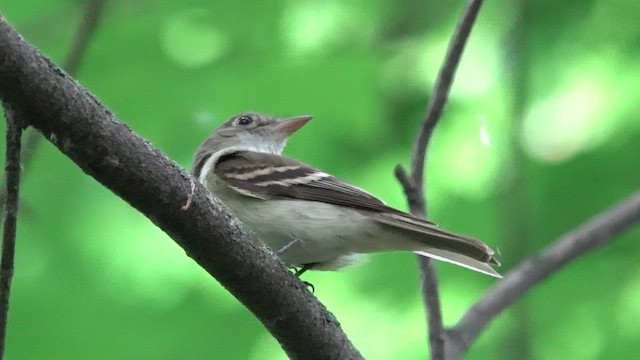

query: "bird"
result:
(192, 113), (501, 277)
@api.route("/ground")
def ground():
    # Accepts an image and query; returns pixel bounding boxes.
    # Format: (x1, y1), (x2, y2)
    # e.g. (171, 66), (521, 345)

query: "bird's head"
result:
(192, 113), (312, 178)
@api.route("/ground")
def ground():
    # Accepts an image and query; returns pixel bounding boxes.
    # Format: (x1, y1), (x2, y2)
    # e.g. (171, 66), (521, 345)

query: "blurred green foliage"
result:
(2, 0), (640, 359)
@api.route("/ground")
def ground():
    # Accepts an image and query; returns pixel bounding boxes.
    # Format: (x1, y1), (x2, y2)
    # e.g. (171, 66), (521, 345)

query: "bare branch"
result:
(0, 14), (362, 359)
(409, 0), (484, 185)
(394, 165), (420, 210)
(446, 192), (640, 359)
(64, 0), (108, 75)
(0, 2), (107, 353)
(418, 256), (445, 357)
(0, 107), (23, 358)
(394, 1), (484, 359)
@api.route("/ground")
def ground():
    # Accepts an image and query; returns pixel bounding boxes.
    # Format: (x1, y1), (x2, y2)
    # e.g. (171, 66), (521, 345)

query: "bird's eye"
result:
(237, 115), (253, 126)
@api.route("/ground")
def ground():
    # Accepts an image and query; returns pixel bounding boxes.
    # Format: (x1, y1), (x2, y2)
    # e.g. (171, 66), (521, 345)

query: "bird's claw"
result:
(290, 265), (315, 292)
(303, 281), (315, 293)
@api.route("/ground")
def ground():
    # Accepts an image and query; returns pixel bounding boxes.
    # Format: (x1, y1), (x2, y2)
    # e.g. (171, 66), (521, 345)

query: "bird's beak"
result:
(273, 115), (312, 137)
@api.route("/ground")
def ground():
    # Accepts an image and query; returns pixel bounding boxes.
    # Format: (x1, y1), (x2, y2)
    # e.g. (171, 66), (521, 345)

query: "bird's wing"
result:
(214, 151), (501, 276)
(214, 151), (431, 220)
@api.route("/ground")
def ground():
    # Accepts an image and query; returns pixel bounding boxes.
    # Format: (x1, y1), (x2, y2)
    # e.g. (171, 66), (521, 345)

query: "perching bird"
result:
(192, 113), (501, 277)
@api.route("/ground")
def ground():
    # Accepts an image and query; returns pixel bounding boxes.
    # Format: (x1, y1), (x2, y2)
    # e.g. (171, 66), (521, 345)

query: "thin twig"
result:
(396, 165), (446, 357)
(0, 0), (108, 211)
(0, 108), (23, 357)
(0, 0), (107, 353)
(64, 0), (108, 75)
(418, 256), (445, 356)
(445, 191), (640, 359)
(409, 0), (485, 186)
(394, 1), (484, 359)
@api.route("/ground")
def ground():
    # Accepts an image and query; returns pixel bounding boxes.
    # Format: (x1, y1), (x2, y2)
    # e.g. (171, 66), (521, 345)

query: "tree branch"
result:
(446, 191), (640, 359)
(394, 1), (484, 359)
(409, 0), (484, 186)
(0, 14), (362, 360)
(0, 107), (23, 358)
(64, 0), (107, 75)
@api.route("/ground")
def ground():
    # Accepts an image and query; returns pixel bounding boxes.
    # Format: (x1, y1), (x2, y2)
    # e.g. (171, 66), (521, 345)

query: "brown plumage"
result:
(193, 113), (501, 277)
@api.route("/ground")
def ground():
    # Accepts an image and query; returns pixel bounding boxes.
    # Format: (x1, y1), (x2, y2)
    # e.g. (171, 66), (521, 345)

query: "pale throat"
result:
(236, 132), (285, 155)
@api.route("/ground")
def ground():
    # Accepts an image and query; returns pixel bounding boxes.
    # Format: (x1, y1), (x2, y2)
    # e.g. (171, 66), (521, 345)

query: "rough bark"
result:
(0, 14), (361, 360)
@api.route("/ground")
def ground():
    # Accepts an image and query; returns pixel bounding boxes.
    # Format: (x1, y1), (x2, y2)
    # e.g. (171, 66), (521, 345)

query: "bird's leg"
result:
(276, 238), (299, 255)
(294, 263), (318, 293)
(275, 239), (316, 291)
(294, 263), (317, 277)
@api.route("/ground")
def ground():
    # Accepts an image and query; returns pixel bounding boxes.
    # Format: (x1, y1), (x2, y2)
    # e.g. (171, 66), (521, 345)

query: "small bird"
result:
(192, 113), (501, 277)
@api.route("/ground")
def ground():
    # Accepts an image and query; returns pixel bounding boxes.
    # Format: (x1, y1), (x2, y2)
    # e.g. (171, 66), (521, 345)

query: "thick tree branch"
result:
(0, 14), (361, 360)
(394, 1), (484, 359)
(446, 192), (640, 359)
(0, 108), (22, 358)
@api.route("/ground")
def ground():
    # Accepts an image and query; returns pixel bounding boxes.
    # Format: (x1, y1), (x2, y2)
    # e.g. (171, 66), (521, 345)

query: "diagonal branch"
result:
(394, 1), (484, 359)
(409, 0), (485, 187)
(0, 14), (362, 360)
(446, 191), (640, 359)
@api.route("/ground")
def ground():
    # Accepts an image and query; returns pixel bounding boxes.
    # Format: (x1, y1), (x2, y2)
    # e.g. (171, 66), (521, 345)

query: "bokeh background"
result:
(2, 0), (640, 359)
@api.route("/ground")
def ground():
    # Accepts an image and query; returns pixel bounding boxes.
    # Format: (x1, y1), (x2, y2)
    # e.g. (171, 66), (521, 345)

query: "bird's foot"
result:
(302, 281), (315, 293)
(292, 263), (318, 292)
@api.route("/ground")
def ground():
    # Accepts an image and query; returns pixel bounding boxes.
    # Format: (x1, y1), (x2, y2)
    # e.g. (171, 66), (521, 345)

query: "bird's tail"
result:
(413, 249), (501, 278)
(375, 212), (502, 278)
